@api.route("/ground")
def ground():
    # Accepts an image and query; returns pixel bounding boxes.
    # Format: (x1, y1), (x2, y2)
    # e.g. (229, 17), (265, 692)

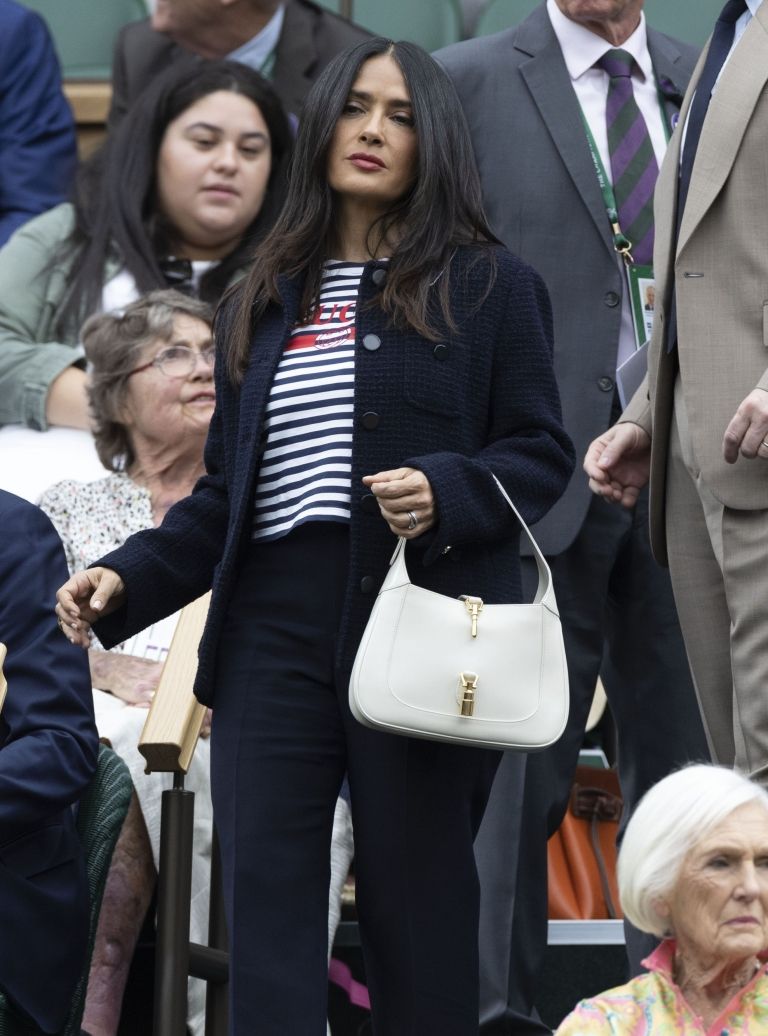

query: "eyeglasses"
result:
(128, 344), (216, 379)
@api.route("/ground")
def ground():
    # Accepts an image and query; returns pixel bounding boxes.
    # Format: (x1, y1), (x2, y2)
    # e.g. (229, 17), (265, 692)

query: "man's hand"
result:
(584, 422), (651, 509)
(722, 388), (768, 463)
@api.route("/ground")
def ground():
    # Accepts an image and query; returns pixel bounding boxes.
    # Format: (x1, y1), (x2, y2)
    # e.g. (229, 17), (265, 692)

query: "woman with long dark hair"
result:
(57, 38), (574, 1035)
(0, 59), (292, 432)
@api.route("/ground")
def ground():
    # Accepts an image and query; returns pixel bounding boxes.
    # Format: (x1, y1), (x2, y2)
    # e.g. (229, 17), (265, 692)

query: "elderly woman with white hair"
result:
(556, 764), (768, 1034)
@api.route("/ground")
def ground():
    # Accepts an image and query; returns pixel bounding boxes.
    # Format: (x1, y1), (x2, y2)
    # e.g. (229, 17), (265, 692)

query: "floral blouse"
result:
(556, 941), (768, 1035)
(39, 472), (170, 654)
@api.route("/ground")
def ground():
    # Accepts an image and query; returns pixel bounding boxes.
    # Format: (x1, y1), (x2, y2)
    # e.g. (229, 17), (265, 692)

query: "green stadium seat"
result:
(316, 0), (463, 51)
(20, 0), (148, 79)
(642, 0), (720, 47)
(473, 0), (539, 36)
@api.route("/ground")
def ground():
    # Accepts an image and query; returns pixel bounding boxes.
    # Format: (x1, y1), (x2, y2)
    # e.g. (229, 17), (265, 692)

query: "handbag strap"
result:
(387, 473), (557, 611)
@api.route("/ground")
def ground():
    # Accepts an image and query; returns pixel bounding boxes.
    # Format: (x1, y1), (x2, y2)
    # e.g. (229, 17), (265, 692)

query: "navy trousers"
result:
(210, 523), (501, 1035)
(477, 489), (709, 1033)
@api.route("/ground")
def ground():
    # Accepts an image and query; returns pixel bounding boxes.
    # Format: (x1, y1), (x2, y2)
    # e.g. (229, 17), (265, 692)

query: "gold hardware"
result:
(458, 672), (478, 717)
(461, 595), (484, 637)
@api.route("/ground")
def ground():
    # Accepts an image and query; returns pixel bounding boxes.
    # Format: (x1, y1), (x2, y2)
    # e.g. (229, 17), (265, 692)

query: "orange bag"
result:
(547, 766), (623, 920)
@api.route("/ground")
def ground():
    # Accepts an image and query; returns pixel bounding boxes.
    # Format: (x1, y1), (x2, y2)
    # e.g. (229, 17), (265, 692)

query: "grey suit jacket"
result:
(108, 0), (371, 127)
(623, 5), (768, 563)
(436, 4), (697, 556)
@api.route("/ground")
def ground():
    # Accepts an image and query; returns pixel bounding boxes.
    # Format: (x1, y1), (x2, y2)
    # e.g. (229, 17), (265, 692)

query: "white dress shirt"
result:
(725, 0), (764, 72)
(680, 0), (763, 167)
(546, 0), (669, 367)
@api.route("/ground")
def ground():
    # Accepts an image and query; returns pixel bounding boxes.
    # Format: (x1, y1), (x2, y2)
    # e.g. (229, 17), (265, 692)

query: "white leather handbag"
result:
(349, 476), (569, 750)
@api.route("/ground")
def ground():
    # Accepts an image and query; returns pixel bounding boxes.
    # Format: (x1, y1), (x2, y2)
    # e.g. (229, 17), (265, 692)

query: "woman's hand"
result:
(88, 649), (161, 707)
(362, 467), (436, 539)
(56, 567), (126, 648)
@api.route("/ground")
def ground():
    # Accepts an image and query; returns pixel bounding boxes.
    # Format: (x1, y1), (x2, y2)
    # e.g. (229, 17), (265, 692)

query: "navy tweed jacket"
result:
(95, 246), (575, 705)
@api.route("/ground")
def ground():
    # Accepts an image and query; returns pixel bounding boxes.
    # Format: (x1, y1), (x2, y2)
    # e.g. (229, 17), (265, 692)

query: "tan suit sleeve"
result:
(619, 373), (652, 437)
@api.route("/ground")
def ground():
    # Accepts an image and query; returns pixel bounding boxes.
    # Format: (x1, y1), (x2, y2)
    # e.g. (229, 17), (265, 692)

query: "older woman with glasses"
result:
(39, 289), (216, 1036)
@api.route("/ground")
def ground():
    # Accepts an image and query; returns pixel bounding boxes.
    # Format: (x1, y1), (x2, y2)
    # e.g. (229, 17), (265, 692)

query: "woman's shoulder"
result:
(451, 243), (544, 290)
(555, 970), (677, 1035)
(2, 203), (75, 251)
(39, 473), (135, 519)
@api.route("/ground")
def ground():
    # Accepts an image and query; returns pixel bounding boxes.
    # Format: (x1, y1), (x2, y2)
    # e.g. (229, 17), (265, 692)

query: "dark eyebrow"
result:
(184, 121), (268, 141)
(347, 89), (412, 109)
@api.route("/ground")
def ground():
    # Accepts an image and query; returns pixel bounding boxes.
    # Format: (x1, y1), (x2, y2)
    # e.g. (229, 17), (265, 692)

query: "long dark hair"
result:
(55, 60), (293, 337)
(225, 38), (497, 382)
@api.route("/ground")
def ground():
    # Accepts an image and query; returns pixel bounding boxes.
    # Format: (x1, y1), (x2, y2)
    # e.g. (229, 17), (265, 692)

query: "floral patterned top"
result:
(39, 472), (177, 655)
(556, 941), (768, 1035)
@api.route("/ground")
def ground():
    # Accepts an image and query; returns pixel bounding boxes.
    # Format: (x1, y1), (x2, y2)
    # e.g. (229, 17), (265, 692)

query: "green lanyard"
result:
(579, 111), (634, 266)
(260, 46), (277, 79)
(579, 79), (673, 267)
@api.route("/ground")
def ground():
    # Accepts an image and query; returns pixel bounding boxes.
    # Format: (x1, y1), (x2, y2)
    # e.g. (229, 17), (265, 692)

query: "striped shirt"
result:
(252, 261), (364, 541)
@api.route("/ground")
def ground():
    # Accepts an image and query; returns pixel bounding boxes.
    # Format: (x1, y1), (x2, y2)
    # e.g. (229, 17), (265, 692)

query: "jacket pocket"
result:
(0, 822), (77, 879)
(404, 339), (466, 416)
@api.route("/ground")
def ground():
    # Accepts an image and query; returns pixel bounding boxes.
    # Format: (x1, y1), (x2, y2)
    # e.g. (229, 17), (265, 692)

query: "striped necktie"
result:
(596, 49), (659, 265)
(666, 0), (748, 352)
(677, 0), (747, 234)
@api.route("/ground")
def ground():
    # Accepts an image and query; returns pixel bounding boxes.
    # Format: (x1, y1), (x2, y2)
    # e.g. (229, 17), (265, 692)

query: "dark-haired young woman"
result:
(0, 59), (292, 432)
(57, 38), (574, 1036)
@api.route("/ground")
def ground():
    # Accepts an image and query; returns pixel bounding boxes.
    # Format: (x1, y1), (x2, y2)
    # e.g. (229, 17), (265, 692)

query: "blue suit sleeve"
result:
(0, 7), (77, 246)
(0, 494), (98, 829)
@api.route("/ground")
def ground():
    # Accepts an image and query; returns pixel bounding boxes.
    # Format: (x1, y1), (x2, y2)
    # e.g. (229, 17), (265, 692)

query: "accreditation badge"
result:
(627, 264), (655, 350)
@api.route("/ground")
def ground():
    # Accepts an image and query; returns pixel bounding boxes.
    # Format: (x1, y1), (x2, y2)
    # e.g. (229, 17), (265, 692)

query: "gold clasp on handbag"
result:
(458, 672), (479, 717)
(460, 595), (484, 637)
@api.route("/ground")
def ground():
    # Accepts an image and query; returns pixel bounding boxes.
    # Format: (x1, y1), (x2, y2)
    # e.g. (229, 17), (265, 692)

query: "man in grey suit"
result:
(588, 1), (768, 775)
(108, 0), (371, 127)
(436, 2), (709, 1030)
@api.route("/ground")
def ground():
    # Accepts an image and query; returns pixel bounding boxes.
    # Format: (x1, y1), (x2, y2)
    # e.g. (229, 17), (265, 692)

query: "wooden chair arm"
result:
(138, 593), (210, 775)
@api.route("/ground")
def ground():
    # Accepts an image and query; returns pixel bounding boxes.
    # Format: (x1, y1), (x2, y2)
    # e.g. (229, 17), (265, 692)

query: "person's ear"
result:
(653, 896), (672, 927)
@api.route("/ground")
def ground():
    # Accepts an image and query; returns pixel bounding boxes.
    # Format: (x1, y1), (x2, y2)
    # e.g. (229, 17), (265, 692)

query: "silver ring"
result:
(407, 510), (418, 531)
(762, 439), (768, 450)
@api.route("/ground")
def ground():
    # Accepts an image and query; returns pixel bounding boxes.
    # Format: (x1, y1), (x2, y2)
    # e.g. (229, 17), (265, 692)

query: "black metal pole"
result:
(154, 777), (195, 1036)
(204, 826), (229, 1036)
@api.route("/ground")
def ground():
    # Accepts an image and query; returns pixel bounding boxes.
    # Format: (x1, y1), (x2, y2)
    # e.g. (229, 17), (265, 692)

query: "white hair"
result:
(618, 765), (768, 937)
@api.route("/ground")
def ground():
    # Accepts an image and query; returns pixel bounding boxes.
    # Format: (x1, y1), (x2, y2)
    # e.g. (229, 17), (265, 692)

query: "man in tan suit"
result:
(585, 0), (768, 778)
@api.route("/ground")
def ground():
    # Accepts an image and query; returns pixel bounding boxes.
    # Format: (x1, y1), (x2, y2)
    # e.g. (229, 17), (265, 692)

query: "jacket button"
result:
(433, 343), (448, 361)
(361, 493), (378, 514)
(360, 575), (377, 593)
(371, 268), (387, 287)
(362, 333), (381, 351)
(598, 376), (614, 392)
(361, 411), (380, 430)
(603, 291), (620, 308)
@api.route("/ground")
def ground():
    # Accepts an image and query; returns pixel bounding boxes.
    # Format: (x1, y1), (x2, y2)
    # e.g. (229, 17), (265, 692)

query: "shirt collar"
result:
(228, 3), (285, 69)
(546, 0), (653, 84)
(747, 0), (763, 16)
